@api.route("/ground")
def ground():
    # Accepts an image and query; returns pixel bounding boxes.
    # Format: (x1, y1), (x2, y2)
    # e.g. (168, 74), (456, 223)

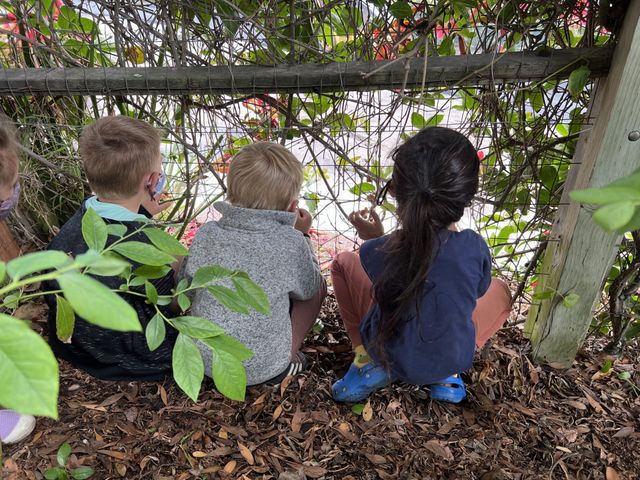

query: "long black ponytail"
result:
(372, 127), (480, 365)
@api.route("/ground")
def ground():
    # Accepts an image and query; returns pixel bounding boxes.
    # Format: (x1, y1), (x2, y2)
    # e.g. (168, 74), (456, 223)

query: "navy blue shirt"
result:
(359, 229), (491, 384)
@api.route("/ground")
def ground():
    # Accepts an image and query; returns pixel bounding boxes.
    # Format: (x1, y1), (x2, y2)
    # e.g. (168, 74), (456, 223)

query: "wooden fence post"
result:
(525, 0), (640, 366)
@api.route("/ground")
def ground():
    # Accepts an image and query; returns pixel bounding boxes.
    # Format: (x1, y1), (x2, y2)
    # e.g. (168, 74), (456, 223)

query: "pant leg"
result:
(472, 278), (512, 348)
(330, 251), (375, 348)
(290, 277), (327, 357)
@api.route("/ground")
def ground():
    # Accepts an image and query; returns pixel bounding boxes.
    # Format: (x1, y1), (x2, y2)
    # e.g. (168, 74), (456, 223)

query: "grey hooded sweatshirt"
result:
(181, 202), (323, 385)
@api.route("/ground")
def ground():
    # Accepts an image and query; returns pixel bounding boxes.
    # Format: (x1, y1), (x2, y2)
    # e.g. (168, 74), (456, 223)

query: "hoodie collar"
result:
(214, 201), (296, 231)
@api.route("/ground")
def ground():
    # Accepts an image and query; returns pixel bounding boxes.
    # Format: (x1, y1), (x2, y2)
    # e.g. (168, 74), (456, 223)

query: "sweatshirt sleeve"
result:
(289, 234), (324, 301)
(477, 234), (492, 298)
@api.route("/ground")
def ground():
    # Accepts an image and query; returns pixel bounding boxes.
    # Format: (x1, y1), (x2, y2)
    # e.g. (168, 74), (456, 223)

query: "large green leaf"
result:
(6, 251), (69, 279)
(81, 208), (108, 252)
(389, 1), (412, 19)
(145, 313), (166, 351)
(232, 275), (271, 315)
(201, 334), (253, 361)
(570, 186), (640, 205)
(58, 272), (141, 332)
(143, 228), (189, 257)
(172, 333), (204, 401)
(592, 202), (636, 231)
(568, 65), (590, 99)
(207, 285), (250, 314)
(0, 261), (5, 283)
(191, 265), (233, 287)
(0, 314), (59, 418)
(76, 251), (130, 276)
(112, 241), (176, 266)
(171, 315), (225, 338)
(211, 347), (247, 401)
(133, 265), (172, 279)
(55, 295), (75, 342)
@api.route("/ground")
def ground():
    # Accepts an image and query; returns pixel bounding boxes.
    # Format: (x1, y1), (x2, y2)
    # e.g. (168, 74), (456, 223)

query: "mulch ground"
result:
(3, 297), (640, 480)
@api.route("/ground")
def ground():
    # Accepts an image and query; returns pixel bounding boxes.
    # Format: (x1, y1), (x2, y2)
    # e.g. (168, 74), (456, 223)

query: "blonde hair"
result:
(0, 114), (18, 189)
(227, 142), (303, 211)
(79, 116), (161, 199)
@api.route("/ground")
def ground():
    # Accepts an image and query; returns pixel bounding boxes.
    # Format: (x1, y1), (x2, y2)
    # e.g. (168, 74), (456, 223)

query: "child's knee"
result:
(331, 251), (360, 276)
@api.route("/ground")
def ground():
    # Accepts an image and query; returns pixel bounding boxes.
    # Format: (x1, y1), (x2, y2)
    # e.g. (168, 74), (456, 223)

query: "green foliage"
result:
(44, 442), (95, 480)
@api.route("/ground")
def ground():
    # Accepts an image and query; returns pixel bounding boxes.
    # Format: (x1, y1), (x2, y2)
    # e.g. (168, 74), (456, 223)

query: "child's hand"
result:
(142, 191), (173, 217)
(294, 208), (313, 234)
(349, 208), (384, 240)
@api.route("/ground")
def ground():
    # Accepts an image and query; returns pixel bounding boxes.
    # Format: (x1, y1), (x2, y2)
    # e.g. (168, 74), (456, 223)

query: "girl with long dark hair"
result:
(330, 126), (512, 403)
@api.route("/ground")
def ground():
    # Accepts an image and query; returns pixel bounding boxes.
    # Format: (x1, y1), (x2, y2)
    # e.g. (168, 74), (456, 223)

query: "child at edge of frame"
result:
(330, 126), (512, 403)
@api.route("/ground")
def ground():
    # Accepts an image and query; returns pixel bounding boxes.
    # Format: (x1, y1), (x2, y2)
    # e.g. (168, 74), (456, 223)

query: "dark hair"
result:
(372, 126), (480, 365)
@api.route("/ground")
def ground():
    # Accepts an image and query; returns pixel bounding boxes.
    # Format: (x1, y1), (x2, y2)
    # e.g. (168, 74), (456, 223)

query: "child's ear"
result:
(287, 199), (299, 212)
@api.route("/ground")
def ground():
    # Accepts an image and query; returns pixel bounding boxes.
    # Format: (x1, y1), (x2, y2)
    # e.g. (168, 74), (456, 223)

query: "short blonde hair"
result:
(227, 142), (303, 211)
(0, 114), (18, 189)
(79, 116), (161, 199)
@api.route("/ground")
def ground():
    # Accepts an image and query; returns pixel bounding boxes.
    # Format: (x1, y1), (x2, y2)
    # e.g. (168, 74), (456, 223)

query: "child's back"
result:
(45, 116), (177, 381)
(182, 142), (324, 385)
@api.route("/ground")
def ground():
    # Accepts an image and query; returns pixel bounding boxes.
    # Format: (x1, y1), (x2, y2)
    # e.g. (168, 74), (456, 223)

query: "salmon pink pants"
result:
(330, 251), (512, 349)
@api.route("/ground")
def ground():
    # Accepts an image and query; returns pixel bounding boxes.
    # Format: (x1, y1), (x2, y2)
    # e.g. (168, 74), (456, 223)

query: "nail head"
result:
(629, 130), (640, 141)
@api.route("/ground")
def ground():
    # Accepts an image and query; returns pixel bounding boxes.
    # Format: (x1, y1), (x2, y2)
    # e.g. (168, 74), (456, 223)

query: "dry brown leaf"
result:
(280, 375), (294, 396)
(115, 464), (127, 477)
(273, 404), (283, 421)
(238, 442), (255, 465)
(97, 450), (128, 460)
(159, 385), (168, 406)
(425, 440), (454, 461)
(80, 403), (107, 412)
(612, 426), (634, 438)
(606, 467), (621, 480)
(437, 417), (461, 435)
(252, 392), (269, 406)
(337, 422), (359, 442)
(556, 446), (572, 453)
(223, 460), (237, 474)
(291, 407), (304, 433)
(364, 453), (387, 465)
(558, 428), (579, 443)
(584, 393), (605, 413)
(192, 451), (208, 458)
(303, 465), (327, 478)
(362, 401), (373, 422)
(218, 428), (228, 439)
(566, 400), (587, 410)
(201, 466), (220, 474)
(99, 393), (124, 407)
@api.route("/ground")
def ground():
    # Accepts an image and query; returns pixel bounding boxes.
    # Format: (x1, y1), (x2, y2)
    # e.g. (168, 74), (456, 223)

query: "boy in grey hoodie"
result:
(181, 142), (326, 385)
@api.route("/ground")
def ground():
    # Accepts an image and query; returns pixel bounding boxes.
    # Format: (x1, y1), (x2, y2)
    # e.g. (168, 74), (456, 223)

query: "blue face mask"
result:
(0, 180), (20, 220)
(148, 172), (166, 200)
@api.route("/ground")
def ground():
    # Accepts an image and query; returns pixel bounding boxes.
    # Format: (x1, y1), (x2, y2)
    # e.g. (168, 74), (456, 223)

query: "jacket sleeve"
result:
(289, 234), (324, 301)
(477, 234), (492, 298)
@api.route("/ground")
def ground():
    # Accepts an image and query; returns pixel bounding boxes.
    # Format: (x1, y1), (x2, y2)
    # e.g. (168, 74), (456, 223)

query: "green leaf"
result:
(539, 165), (558, 191)
(390, 1), (412, 19)
(145, 281), (158, 305)
(112, 241), (176, 266)
(0, 261), (5, 283)
(172, 315), (225, 338)
(620, 208), (640, 232)
(0, 314), (59, 418)
(618, 371), (631, 381)
(568, 65), (590, 99)
(143, 228), (189, 257)
(71, 466), (95, 480)
(349, 182), (376, 196)
(133, 265), (172, 279)
(232, 275), (271, 315)
(58, 272), (141, 332)
(351, 403), (364, 415)
(106, 224), (127, 238)
(172, 333), (204, 402)
(211, 347), (247, 401)
(82, 208), (108, 252)
(592, 202), (636, 231)
(191, 265), (233, 287)
(55, 295), (75, 343)
(44, 467), (66, 480)
(529, 91), (544, 112)
(562, 292), (580, 308)
(201, 334), (253, 361)
(207, 285), (250, 314)
(532, 289), (555, 301)
(57, 442), (72, 466)
(570, 186), (640, 205)
(624, 322), (640, 340)
(177, 293), (191, 312)
(6, 251), (69, 280)
(145, 313), (166, 351)
(600, 359), (613, 373)
(76, 251), (130, 277)
(411, 112), (426, 129)
(304, 192), (320, 214)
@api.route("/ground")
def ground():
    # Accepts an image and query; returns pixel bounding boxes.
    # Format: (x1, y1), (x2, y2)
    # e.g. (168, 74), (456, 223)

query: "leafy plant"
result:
(0, 209), (268, 420)
(44, 442), (94, 480)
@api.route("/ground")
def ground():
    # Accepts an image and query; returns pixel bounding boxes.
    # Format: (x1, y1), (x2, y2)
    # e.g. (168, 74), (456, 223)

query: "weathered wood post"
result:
(525, 0), (640, 366)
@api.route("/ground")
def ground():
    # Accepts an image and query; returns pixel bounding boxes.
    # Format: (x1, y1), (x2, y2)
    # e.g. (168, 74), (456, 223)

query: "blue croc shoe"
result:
(428, 375), (467, 403)
(332, 362), (392, 402)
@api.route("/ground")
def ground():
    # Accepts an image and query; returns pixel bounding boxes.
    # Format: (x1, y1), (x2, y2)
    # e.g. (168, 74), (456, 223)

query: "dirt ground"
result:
(3, 297), (640, 480)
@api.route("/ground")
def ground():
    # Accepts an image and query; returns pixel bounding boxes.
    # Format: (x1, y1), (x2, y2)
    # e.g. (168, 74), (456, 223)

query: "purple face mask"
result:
(0, 180), (20, 220)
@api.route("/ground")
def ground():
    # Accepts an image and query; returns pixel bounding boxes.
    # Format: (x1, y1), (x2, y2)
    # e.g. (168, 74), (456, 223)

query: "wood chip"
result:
(364, 453), (387, 465)
(97, 449), (129, 460)
(606, 467), (621, 480)
(238, 442), (254, 465)
(303, 465), (327, 478)
(291, 407), (304, 433)
(438, 416), (461, 435)
(612, 426), (634, 438)
(584, 393), (605, 413)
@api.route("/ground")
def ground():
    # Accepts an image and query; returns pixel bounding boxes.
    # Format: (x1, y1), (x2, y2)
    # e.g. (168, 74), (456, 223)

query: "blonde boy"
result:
(45, 116), (177, 381)
(182, 142), (326, 385)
